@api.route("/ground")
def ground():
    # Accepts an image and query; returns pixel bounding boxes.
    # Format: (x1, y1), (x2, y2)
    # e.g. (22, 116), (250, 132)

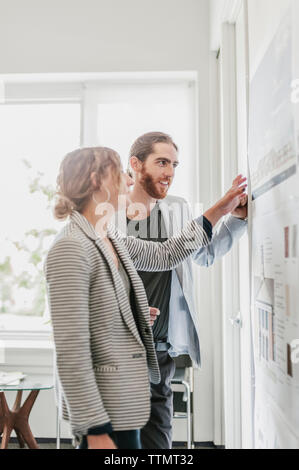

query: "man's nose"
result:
(164, 166), (174, 179)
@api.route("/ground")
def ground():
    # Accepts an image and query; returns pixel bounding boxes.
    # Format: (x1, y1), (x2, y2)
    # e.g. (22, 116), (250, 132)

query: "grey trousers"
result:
(141, 351), (176, 449)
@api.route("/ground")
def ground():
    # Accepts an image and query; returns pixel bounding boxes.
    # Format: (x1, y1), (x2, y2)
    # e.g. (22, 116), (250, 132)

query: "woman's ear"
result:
(90, 172), (98, 190)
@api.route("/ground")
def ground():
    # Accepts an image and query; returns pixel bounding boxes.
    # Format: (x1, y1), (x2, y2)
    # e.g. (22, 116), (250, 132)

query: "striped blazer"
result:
(44, 210), (209, 442)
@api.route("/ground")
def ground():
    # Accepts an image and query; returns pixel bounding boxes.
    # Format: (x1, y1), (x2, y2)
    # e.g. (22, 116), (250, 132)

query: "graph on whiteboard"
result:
(248, 12), (297, 201)
(249, 4), (299, 447)
(252, 207), (299, 442)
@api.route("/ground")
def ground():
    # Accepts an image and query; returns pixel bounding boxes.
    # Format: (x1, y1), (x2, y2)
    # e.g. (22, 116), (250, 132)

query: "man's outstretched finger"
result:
(232, 174), (243, 186)
(233, 177), (247, 189)
(233, 185), (247, 196)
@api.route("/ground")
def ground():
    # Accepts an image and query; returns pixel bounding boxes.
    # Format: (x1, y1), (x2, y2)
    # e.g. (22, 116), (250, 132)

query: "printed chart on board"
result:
(252, 208), (299, 447)
(293, 0), (299, 154)
(249, 3), (299, 448)
(248, 12), (297, 202)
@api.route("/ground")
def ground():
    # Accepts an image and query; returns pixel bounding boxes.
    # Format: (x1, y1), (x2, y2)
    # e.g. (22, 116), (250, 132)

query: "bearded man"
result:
(126, 132), (248, 449)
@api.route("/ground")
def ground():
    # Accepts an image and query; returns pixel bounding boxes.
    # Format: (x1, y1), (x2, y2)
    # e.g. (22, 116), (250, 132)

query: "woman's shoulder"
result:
(44, 225), (94, 281)
(46, 221), (91, 263)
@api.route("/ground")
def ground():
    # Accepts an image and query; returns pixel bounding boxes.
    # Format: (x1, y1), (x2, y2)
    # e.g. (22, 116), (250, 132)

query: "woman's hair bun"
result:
(54, 195), (75, 220)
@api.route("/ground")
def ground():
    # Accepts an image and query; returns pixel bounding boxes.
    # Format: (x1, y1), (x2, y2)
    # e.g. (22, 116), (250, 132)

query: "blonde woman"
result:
(44, 147), (246, 449)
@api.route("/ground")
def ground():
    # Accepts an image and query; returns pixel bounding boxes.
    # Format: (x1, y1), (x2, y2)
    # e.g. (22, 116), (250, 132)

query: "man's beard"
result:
(140, 169), (170, 200)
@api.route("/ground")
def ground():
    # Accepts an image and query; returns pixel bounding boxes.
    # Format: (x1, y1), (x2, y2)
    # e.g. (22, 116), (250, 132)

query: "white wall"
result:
(210, 0), (242, 51)
(210, 0), (228, 50)
(0, 0), (208, 73)
(210, 0), (291, 56)
(0, 0), (217, 444)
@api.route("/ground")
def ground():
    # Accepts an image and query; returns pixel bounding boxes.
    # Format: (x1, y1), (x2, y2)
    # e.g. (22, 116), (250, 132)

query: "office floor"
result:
(7, 440), (217, 450)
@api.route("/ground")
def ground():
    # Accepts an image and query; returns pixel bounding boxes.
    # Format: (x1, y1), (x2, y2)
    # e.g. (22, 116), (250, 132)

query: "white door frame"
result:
(219, 22), (242, 449)
(209, 50), (225, 447)
(235, 0), (255, 449)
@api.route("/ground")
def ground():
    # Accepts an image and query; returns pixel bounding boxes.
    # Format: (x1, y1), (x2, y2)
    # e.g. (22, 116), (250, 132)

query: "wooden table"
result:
(0, 375), (53, 449)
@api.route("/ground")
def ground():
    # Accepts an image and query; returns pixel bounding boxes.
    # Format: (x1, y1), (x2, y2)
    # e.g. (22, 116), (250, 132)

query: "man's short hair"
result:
(129, 132), (178, 165)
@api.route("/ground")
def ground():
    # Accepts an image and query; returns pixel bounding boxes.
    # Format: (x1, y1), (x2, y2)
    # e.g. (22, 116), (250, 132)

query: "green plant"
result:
(0, 160), (58, 316)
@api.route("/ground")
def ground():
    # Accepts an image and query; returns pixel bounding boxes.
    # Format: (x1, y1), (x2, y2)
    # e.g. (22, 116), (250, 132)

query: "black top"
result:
(127, 203), (172, 342)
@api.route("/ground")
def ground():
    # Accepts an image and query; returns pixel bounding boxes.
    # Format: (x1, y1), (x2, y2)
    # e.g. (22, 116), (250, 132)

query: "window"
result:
(83, 81), (197, 204)
(0, 102), (81, 332)
(0, 74), (197, 334)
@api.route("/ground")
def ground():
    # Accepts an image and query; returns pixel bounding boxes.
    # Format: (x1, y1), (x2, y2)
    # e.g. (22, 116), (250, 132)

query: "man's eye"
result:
(158, 161), (166, 166)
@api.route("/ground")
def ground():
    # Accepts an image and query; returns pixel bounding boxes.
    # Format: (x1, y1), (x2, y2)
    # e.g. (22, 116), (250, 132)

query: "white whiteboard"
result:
(248, 3), (299, 448)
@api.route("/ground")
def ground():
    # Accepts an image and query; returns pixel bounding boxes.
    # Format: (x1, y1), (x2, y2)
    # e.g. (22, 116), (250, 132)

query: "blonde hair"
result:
(54, 147), (122, 220)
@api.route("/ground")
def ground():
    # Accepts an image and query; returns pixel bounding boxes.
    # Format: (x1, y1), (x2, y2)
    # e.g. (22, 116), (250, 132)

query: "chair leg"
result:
(56, 407), (61, 449)
(182, 381), (191, 450)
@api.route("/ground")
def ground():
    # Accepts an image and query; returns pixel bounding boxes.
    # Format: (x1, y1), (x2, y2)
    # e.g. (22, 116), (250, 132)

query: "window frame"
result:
(0, 71), (198, 341)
